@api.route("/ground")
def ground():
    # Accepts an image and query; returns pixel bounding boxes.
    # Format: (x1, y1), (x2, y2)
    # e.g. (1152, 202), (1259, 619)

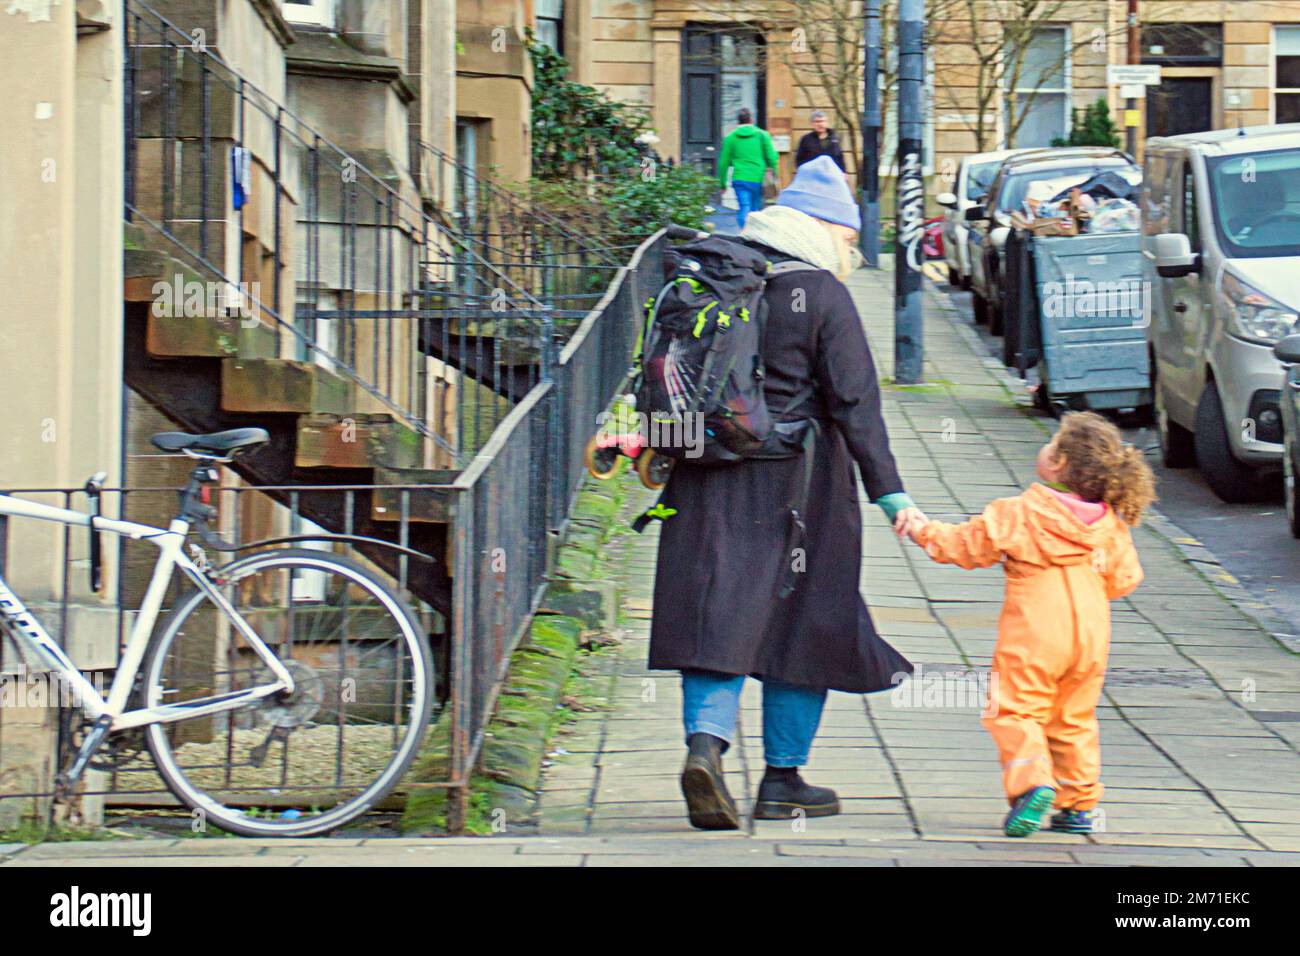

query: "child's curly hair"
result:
(1053, 411), (1156, 526)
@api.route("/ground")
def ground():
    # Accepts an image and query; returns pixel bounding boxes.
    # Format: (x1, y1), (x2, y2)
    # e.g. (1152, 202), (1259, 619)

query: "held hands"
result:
(892, 507), (929, 542)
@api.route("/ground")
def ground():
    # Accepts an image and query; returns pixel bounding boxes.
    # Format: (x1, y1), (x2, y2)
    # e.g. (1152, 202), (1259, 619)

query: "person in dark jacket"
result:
(649, 155), (927, 830)
(794, 110), (846, 171)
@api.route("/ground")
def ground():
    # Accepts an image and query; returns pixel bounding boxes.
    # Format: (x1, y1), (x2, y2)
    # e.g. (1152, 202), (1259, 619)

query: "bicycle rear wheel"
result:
(141, 548), (434, 837)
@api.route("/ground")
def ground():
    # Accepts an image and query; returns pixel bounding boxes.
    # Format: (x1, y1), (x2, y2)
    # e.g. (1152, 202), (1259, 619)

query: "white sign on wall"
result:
(1108, 64), (1161, 86)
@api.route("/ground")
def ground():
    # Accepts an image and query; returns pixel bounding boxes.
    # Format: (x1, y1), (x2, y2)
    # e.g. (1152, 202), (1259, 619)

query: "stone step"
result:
(221, 357), (353, 416)
(295, 413), (424, 470)
(125, 237), (278, 360)
(123, 246), (170, 302)
(369, 466), (458, 524)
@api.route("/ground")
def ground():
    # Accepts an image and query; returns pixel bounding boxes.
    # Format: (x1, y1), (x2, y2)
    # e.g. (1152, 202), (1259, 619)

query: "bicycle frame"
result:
(0, 493), (295, 732)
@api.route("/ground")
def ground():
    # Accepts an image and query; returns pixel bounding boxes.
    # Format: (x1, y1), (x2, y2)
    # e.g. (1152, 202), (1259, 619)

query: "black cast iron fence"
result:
(445, 230), (664, 826)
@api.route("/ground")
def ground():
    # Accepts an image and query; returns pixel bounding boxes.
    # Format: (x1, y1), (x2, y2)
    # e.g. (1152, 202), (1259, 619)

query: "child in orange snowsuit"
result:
(903, 412), (1155, 837)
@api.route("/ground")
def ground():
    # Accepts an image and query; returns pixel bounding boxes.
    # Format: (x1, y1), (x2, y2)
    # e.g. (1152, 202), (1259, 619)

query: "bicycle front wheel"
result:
(141, 548), (435, 837)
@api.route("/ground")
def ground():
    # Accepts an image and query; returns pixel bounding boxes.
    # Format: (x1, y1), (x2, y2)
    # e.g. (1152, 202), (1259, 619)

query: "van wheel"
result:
(972, 291), (989, 325)
(1194, 384), (1259, 503)
(1286, 442), (1300, 538)
(1154, 375), (1195, 468)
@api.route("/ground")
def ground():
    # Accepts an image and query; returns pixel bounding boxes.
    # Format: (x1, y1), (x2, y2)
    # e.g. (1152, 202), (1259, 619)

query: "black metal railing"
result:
(443, 230), (665, 827)
(417, 139), (622, 306)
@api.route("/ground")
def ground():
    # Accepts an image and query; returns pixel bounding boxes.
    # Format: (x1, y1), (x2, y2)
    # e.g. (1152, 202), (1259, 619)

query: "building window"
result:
(1277, 27), (1300, 124)
(1142, 24), (1223, 66)
(455, 120), (483, 222)
(282, 0), (334, 29)
(295, 290), (339, 372)
(536, 0), (564, 55)
(1005, 27), (1070, 148)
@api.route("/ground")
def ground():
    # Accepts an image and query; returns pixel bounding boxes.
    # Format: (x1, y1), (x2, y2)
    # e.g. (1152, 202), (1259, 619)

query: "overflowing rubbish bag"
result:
(1008, 167), (1141, 237)
(1087, 198), (1141, 233)
(1048, 170), (1138, 204)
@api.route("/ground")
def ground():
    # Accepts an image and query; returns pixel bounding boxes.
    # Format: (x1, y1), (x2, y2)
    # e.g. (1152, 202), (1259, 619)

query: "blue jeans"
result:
(732, 179), (764, 230)
(682, 670), (827, 767)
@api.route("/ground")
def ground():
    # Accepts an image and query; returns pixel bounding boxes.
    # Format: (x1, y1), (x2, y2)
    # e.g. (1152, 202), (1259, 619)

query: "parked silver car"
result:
(936, 148), (1030, 289)
(1145, 124), (1300, 502)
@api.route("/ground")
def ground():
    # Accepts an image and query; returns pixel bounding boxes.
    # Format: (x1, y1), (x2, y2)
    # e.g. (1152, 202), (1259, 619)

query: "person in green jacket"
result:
(717, 109), (779, 230)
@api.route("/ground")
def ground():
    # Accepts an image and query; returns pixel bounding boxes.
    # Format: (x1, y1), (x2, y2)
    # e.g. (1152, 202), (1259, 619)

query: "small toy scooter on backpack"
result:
(583, 225), (715, 493)
(583, 394), (674, 491)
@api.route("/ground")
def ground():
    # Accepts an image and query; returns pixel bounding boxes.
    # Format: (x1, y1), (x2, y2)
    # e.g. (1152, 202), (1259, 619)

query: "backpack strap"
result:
(766, 259), (820, 277)
(761, 258), (820, 419)
(779, 383), (816, 417)
(777, 420), (819, 600)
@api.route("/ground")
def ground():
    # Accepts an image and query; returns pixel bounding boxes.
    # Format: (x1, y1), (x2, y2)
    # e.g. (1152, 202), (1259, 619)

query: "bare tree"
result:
(933, 1), (1127, 154)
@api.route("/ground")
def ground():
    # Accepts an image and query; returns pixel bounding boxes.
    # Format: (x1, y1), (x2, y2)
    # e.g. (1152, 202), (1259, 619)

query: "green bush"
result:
(1052, 98), (1122, 149)
(526, 35), (714, 244)
(608, 163), (716, 237)
(527, 164), (715, 245)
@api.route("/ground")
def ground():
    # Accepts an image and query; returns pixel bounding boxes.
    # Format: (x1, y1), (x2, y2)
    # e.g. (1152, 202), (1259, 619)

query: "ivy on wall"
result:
(529, 38), (648, 180)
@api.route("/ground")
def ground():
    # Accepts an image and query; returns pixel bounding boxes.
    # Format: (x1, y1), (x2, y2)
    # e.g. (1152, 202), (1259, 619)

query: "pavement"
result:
(5, 268), (1299, 868)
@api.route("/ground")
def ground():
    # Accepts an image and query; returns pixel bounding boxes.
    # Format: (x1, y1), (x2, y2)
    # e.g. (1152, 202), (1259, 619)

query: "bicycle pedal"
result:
(249, 725), (292, 768)
(62, 714), (114, 790)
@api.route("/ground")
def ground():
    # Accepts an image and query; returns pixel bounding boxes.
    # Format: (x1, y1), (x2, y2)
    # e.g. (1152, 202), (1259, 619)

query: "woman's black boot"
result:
(680, 733), (740, 831)
(754, 766), (840, 820)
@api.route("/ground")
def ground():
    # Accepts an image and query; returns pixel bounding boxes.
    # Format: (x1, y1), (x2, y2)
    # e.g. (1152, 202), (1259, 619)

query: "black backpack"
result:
(631, 236), (819, 599)
(632, 236), (816, 465)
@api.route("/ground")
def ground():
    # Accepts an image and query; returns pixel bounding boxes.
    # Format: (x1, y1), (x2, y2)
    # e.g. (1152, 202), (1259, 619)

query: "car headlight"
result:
(1221, 273), (1299, 345)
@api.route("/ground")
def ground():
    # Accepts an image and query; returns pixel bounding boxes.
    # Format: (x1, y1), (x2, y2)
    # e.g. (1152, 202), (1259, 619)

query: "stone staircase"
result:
(122, 222), (460, 616)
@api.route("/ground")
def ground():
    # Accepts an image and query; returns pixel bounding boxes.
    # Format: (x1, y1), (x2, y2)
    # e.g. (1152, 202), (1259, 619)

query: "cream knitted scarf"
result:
(739, 204), (847, 275)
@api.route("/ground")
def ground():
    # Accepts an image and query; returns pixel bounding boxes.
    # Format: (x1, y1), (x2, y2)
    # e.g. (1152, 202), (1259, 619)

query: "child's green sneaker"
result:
(1002, 786), (1056, 837)
(1050, 808), (1096, 833)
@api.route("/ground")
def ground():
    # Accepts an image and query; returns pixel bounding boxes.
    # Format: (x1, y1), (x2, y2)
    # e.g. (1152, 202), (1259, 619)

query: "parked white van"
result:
(1144, 124), (1300, 502)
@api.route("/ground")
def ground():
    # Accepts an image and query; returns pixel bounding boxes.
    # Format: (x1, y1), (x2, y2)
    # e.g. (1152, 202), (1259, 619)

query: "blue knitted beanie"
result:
(776, 155), (861, 230)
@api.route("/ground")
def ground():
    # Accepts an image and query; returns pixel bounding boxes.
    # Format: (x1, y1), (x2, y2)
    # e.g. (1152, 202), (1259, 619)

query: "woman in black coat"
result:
(648, 155), (926, 830)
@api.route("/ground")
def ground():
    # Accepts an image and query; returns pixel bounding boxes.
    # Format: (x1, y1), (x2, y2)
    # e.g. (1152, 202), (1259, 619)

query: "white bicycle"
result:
(0, 428), (435, 837)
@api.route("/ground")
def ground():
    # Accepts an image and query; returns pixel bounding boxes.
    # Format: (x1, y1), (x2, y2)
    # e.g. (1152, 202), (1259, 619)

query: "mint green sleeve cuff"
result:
(875, 492), (916, 523)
